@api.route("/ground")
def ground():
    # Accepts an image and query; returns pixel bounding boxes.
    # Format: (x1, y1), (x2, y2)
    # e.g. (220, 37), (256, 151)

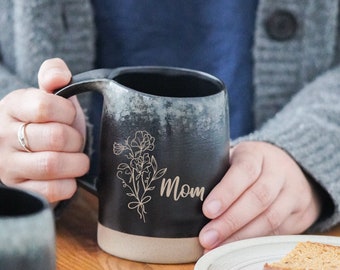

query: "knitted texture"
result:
(253, 0), (339, 126)
(0, 0), (95, 94)
(0, 0), (339, 233)
(237, 66), (340, 231)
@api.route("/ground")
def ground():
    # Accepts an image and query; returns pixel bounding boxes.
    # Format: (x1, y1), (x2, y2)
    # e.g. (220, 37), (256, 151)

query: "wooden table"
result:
(56, 188), (340, 270)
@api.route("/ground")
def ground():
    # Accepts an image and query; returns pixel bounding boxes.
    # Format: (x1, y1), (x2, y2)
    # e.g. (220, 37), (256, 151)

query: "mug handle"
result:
(54, 68), (114, 97)
(54, 69), (115, 195)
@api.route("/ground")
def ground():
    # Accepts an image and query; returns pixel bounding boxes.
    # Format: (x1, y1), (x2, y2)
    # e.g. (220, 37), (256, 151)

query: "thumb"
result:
(38, 58), (72, 93)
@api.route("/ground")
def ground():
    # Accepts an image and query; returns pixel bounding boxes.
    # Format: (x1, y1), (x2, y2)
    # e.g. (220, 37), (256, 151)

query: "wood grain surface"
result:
(56, 188), (340, 270)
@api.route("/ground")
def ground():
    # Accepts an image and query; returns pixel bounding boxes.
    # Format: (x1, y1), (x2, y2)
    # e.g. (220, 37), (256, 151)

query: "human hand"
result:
(199, 141), (322, 252)
(0, 58), (89, 202)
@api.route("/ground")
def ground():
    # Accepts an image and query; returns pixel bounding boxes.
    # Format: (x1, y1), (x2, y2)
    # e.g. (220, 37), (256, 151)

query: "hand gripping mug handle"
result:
(54, 68), (115, 97)
(54, 69), (116, 195)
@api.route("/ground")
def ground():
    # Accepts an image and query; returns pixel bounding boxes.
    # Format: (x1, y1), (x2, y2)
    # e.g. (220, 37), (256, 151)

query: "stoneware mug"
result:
(55, 66), (229, 263)
(0, 186), (55, 269)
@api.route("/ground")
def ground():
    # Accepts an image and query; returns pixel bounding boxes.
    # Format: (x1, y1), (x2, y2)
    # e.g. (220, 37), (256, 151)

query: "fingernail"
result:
(204, 200), (222, 217)
(42, 68), (70, 87)
(49, 67), (71, 79)
(201, 229), (219, 248)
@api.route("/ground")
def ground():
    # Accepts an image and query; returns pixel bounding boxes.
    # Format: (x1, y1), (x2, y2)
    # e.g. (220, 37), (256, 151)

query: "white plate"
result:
(194, 235), (340, 270)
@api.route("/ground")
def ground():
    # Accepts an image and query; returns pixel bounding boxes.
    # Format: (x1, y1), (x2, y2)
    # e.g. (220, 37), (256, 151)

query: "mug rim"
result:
(55, 66), (227, 100)
(0, 186), (49, 217)
(108, 65), (226, 99)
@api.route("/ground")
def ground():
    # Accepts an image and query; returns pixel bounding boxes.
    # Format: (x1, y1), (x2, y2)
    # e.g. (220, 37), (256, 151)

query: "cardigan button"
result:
(265, 10), (297, 41)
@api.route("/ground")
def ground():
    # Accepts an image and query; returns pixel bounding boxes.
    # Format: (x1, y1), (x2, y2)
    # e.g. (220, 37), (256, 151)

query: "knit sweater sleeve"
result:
(0, 65), (30, 98)
(234, 64), (340, 232)
(0, 0), (95, 98)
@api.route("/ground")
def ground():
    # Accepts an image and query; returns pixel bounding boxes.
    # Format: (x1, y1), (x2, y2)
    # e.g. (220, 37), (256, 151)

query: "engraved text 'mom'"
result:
(160, 176), (205, 201)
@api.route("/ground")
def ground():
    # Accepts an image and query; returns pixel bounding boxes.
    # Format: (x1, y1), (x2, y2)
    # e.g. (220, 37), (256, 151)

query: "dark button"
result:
(265, 10), (298, 41)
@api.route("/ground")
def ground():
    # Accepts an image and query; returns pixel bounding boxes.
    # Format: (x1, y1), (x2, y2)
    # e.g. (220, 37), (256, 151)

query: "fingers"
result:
(1, 151), (89, 181)
(200, 158), (283, 249)
(0, 149), (89, 203)
(3, 89), (77, 125)
(38, 58), (72, 92)
(0, 58), (87, 203)
(14, 122), (84, 153)
(0, 89), (77, 158)
(202, 145), (263, 219)
(220, 189), (297, 244)
(211, 186), (319, 249)
(15, 179), (77, 203)
(38, 58), (86, 138)
(199, 141), (321, 251)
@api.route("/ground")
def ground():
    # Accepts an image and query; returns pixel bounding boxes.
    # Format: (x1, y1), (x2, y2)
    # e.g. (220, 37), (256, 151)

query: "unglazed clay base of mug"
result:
(97, 222), (203, 264)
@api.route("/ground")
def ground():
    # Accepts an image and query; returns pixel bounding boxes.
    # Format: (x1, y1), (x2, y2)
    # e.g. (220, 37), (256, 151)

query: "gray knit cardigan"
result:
(0, 1), (339, 232)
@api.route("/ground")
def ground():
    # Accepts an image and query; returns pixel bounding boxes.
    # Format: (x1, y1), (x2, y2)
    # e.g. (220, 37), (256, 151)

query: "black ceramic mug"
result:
(0, 186), (55, 269)
(55, 66), (229, 263)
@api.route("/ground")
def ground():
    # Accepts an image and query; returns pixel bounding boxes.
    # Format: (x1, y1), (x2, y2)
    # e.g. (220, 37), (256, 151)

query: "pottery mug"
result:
(0, 186), (55, 269)
(55, 66), (229, 263)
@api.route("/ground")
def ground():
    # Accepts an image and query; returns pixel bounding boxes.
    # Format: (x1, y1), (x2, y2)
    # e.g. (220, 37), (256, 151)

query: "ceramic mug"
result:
(0, 186), (55, 269)
(55, 66), (229, 263)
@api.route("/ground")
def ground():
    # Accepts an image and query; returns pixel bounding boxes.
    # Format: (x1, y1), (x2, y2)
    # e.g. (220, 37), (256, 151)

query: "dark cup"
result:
(56, 66), (229, 263)
(0, 186), (55, 269)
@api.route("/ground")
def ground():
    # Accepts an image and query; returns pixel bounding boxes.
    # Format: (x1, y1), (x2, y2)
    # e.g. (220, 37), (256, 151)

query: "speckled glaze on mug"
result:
(0, 186), (55, 269)
(56, 66), (229, 263)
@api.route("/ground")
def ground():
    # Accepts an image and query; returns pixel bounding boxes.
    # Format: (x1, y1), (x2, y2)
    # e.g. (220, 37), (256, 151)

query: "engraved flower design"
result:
(113, 130), (167, 222)
(131, 130), (155, 152)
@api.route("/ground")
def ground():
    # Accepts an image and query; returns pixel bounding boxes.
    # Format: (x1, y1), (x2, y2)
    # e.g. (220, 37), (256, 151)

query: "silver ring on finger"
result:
(17, 122), (32, 153)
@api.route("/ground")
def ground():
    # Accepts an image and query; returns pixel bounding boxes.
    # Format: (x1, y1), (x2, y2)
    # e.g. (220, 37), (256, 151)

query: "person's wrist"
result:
(303, 169), (334, 224)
